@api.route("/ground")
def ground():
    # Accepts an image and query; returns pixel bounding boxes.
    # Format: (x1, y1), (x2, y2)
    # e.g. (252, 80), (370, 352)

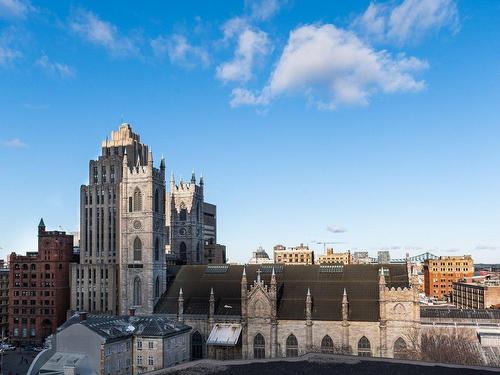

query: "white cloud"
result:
(326, 225), (347, 234)
(1, 138), (27, 148)
(151, 35), (209, 68)
(232, 24), (427, 109)
(0, 0), (33, 19)
(69, 9), (139, 57)
(36, 54), (75, 78)
(246, 0), (281, 21)
(354, 0), (459, 44)
(0, 44), (20, 65)
(216, 28), (271, 83)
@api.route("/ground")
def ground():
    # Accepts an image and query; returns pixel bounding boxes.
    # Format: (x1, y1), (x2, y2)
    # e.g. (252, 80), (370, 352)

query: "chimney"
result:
(79, 312), (87, 321)
(128, 308), (135, 317)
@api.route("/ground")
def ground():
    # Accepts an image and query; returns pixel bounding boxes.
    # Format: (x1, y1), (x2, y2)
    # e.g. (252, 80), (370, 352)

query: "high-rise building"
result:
(72, 123), (222, 315)
(9, 220), (76, 345)
(71, 124), (168, 315)
(423, 255), (474, 300)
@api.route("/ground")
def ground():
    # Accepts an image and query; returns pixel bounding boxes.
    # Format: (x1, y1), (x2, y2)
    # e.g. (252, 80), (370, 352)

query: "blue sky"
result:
(1, 0), (499, 263)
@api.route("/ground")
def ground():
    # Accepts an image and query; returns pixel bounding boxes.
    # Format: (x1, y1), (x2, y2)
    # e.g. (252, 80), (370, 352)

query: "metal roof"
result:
(155, 264), (410, 322)
(207, 323), (242, 346)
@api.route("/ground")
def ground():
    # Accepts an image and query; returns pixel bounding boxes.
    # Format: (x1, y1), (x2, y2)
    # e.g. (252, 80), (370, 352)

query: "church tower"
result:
(118, 137), (167, 315)
(168, 172), (204, 264)
(119, 151), (166, 314)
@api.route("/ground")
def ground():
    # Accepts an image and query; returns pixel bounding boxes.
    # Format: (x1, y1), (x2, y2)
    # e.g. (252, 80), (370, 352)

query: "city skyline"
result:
(1, 0), (500, 263)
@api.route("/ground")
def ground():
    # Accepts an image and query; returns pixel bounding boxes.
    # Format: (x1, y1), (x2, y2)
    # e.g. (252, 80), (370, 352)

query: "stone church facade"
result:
(155, 264), (420, 360)
(71, 123), (217, 316)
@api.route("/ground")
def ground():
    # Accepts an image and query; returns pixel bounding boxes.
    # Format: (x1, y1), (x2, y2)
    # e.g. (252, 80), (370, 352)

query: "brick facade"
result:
(8, 219), (76, 345)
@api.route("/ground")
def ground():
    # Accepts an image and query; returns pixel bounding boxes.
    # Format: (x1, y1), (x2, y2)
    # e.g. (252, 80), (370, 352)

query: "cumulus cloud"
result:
(1, 138), (27, 148)
(326, 225), (347, 234)
(0, 0), (33, 19)
(353, 0), (459, 44)
(36, 54), (75, 78)
(69, 9), (139, 57)
(231, 24), (427, 109)
(216, 28), (271, 83)
(246, 0), (281, 21)
(151, 35), (209, 68)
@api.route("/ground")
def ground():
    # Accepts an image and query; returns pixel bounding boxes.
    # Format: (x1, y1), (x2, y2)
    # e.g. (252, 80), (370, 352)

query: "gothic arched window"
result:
(393, 337), (408, 359)
(154, 276), (160, 299)
(286, 334), (298, 357)
(358, 336), (371, 357)
(133, 277), (142, 306)
(133, 188), (142, 212)
(154, 238), (160, 262)
(133, 237), (142, 261)
(154, 189), (159, 213)
(192, 331), (203, 360)
(321, 335), (334, 353)
(179, 242), (187, 263)
(253, 333), (265, 359)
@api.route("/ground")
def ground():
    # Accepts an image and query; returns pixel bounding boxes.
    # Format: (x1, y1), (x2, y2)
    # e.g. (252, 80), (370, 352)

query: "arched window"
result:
(253, 333), (265, 359)
(133, 237), (142, 261)
(154, 238), (160, 262)
(192, 331), (203, 360)
(358, 336), (371, 357)
(179, 208), (187, 221)
(154, 189), (159, 213)
(30, 264), (36, 271)
(321, 335), (334, 353)
(179, 242), (187, 262)
(44, 264), (50, 271)
(154, 276), (160, 299)
(22, 264), (28, 270)
(133, 277), (142, 306)
(286, 334), (298, 357)
(393, 337), (408, 359)
(133, 188), (142, 211)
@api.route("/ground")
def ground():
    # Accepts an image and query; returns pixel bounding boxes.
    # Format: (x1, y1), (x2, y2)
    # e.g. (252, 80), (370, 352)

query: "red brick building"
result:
(8, 219), (76, 345)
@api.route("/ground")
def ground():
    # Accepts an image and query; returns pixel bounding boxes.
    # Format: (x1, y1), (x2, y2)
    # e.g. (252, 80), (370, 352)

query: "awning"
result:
(207, 323), (242, 346)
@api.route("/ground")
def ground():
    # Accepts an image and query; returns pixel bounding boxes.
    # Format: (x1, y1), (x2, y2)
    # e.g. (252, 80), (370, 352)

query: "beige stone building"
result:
(273, 244), (314, 265)
(155, 264), (420, 360)
(317, 249), (351, 264)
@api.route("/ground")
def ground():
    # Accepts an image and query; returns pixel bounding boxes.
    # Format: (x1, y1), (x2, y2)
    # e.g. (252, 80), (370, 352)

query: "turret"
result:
(241, 268), (247, 318)
(38, 218), (45, 235)
(170, 172), (175, 188)
(178, 288), (184, 322)
(306, 288), (312, 321)
(342, 288), (349, 321)
(209, 287), (215, 324)
(200, 174), (204, 187)
(379, 267), (386, 292)
(148, 150), (153, 168)
(191, 169), (196, 184)
(160, 154), (165, 173)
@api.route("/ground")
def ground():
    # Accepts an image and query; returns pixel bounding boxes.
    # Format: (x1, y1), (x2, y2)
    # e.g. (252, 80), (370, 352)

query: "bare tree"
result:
(403, 326), (486, 366)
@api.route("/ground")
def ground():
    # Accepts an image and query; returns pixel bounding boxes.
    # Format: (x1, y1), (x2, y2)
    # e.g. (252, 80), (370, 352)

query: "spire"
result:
(241, 267), (247, 285)
(200, 173), (204, 186)
(379, 267), (386, 286)
(160, 154), (165, 171)
(256, 269), (262, 283)
(178, 288), (184, 322)
(342, 288), (349, 321)
(191, 169), (196, 183)
(271, 267), (276, 286)
(209, 287), (215, 322)
(38, 218), (45, 228)
(122, 147), (128, 167)
(170, 172), (175, 185)
(307, 287), (311, 297)
(148, 149), (153, 167)
(136, 152), (140, 168)
(306, 287), (312, 321)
